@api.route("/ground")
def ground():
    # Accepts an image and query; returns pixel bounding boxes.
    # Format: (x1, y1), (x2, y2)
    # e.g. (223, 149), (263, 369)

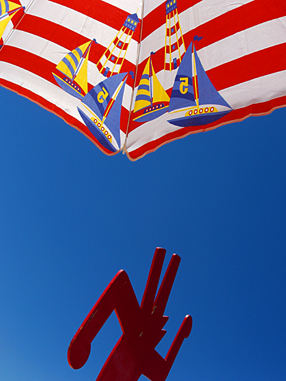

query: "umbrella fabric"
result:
(0, 0), (285, 160)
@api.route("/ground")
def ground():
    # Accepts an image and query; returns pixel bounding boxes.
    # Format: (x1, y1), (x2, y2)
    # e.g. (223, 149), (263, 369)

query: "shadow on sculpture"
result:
(68, 248), (192, 380)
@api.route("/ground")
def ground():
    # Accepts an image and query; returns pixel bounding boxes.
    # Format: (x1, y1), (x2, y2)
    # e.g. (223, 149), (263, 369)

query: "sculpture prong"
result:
(153, 254), (181, 317)
(141, 247), (166, 314)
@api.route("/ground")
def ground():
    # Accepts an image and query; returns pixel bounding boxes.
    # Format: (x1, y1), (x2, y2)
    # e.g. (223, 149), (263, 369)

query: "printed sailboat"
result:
(0, 0), (24, 42)
(78, 72), (128, 153)
(53, 39), (96, 100)
(168, 39), (232, 127)
(133, 53), (170, 123)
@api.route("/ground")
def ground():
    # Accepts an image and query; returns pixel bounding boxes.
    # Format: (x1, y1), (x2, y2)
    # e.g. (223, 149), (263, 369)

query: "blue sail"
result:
(168, 42), (196, 112)
(168, 40), (232, 128)
(0, 0), (9, 14)
(104, 75), (127, 147)
(194, 47), (231, 108)
(79, 73), (127, 151)
(135, 74), (152, 106)
(81, 73), (126, 122)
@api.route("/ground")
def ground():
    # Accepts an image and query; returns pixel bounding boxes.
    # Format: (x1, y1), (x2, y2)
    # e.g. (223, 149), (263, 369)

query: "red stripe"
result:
(96, 61), (104, 72)
(51, 0), (141, 42)
(127, 96), (286, 160)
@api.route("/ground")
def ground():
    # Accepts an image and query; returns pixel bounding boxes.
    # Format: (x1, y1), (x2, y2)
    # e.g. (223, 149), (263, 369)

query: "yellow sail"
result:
(74, 47), (90, 94)
(56, 41), (91, 82)
(7, 1), (21, 12)
(0, 0), (6, 13)
(151, 66), (170, 103)
(1, 0), (19, 14)
(0, 16), (10, 40)
(133, 58), (152, 113)
(0, 1), (22, 41)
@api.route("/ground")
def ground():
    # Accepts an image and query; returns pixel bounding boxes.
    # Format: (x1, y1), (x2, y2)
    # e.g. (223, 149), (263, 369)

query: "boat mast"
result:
(0, 5), (22, 21)
(149, 54), (153, 106)
(192, 44), (199, 107)
(102, 75), (127, 124)
(72, 41), (93, 81)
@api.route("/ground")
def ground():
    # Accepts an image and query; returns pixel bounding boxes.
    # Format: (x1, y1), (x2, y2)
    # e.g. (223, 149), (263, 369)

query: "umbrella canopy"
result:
(0, 0), (285, 160)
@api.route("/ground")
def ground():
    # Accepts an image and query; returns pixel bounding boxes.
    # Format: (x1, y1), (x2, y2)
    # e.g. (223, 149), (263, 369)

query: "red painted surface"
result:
(68, 248), (192, 380)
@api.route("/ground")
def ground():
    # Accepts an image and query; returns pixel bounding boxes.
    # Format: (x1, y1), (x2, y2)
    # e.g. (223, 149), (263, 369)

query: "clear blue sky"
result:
(0, 86), (285, 381)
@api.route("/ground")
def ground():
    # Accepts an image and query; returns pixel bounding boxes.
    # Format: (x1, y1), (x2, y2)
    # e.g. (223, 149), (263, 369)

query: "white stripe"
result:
(5, 30), (63, 64)
(144, 0), (165, 17)
(0, 61), (84, 121)
(24, 0), (139, 65)
(19, 0), (34, 8)
(100, 0), (142, 15)
(4, 30), (133, 110)
(126, 70), (286, 152)
(221, 70), (286, 109)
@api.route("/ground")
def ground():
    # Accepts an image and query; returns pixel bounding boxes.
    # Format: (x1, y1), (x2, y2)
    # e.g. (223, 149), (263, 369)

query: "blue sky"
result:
(0, 85), (285, 381)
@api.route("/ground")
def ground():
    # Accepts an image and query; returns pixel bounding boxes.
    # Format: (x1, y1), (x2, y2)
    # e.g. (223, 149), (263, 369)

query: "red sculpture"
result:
(68, 248), (192, 380)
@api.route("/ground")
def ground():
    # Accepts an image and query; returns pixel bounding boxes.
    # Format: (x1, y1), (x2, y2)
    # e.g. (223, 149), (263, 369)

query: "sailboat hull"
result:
(53, 73), (85, 100)
(133, 102), (169, 123)
(78, 108), (118, 153)
(168, 105), (231, 127)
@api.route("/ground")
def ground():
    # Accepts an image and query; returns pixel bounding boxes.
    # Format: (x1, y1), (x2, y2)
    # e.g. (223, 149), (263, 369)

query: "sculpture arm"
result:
(68, 270), (141, 369)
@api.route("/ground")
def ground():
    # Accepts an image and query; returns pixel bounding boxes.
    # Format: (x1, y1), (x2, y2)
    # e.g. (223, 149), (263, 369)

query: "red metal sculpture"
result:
(68, 248), (192, 380)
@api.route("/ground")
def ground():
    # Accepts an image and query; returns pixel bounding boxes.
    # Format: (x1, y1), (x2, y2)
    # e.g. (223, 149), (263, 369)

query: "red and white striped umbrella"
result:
(0, 0), (285, 160)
